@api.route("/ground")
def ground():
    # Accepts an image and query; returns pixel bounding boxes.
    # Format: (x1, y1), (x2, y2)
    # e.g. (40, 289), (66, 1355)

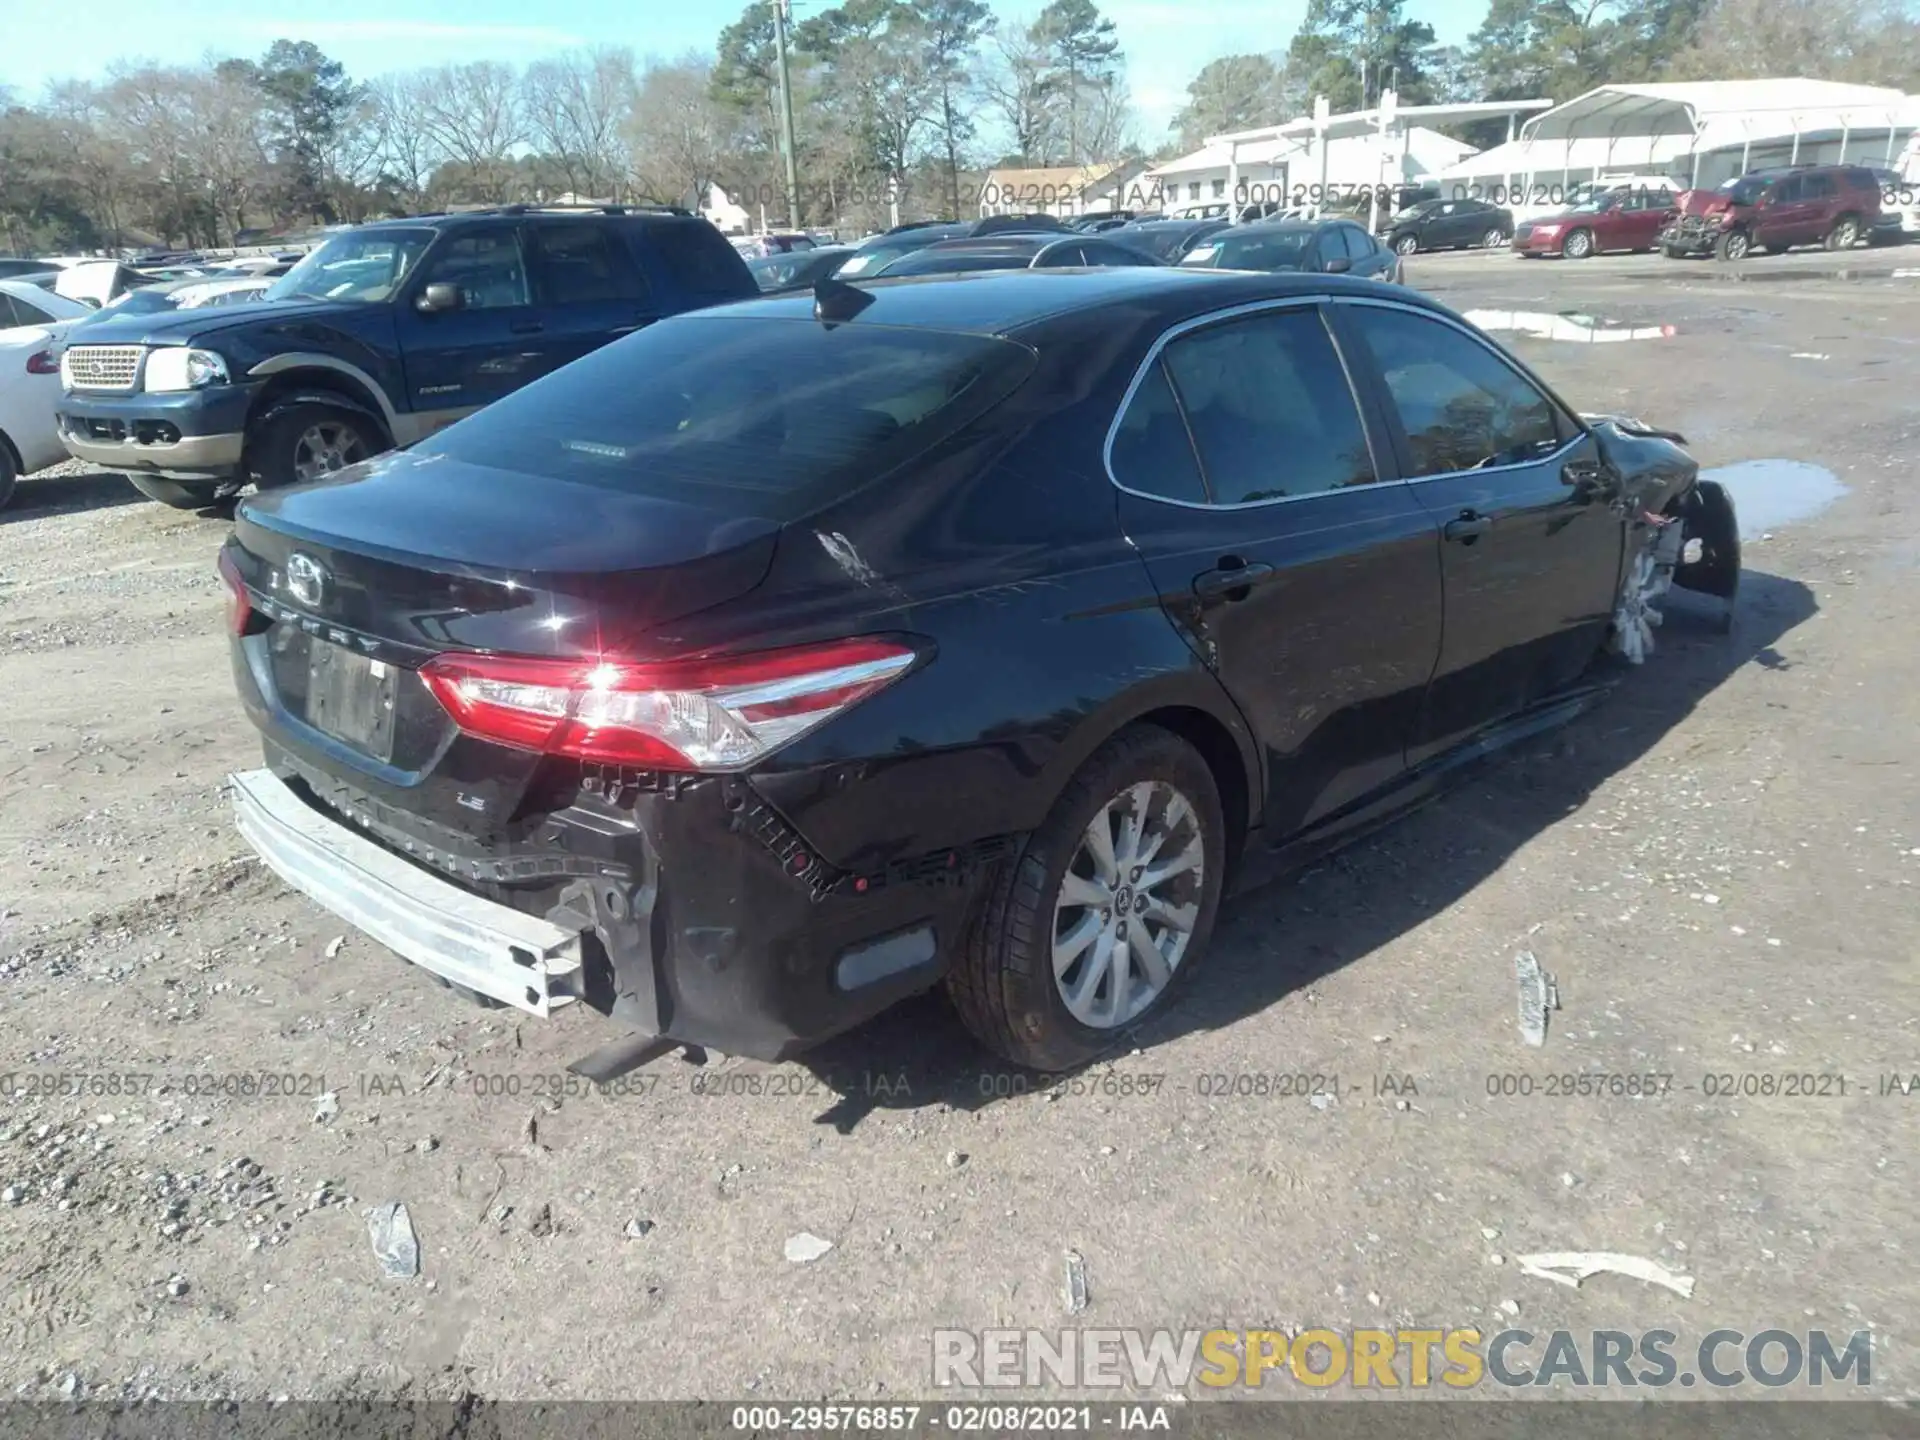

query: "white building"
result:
(1436, 79), (1920, 196)
(1149, 125), (1482, 214)
(700, 184), (752, 235)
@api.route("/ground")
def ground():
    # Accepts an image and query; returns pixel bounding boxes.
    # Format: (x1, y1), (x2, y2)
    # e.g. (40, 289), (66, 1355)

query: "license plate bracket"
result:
(306, 642), (398, 761)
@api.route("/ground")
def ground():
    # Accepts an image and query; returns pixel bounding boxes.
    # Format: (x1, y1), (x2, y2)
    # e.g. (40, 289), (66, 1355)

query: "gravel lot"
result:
(2, 256), (1917, 1405)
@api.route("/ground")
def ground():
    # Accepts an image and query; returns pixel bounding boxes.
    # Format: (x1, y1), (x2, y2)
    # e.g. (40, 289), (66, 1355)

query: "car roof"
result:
(920, 235), (1056, 253)
(352, 208), (697, 232)
(699, 267), (1449, 339)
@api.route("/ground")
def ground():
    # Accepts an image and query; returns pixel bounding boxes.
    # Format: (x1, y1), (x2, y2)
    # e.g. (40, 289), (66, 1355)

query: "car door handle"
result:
(1192, 558), (1274, 601)
(1443, 512), (1492, 544)
(510, 320), (545, 335)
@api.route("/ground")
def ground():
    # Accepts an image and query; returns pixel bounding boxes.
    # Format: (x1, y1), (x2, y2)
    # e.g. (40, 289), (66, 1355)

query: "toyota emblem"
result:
(285, 552), (330, 609)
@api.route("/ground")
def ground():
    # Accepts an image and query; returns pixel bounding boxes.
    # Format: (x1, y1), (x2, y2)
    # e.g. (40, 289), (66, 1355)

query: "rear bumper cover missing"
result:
(229, 767), (586, 1016)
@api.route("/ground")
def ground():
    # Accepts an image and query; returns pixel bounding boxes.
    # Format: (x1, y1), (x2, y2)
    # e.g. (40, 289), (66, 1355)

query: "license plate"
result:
(306, 642), (398, 761)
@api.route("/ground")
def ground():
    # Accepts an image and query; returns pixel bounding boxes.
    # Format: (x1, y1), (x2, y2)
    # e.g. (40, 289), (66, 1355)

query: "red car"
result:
(1512, 185), (1679, 259)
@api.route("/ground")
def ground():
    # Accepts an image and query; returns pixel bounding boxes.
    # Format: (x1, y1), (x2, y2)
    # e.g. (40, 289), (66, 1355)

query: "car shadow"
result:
(789, 568), (1817, 1133)
(0, 468), (146, 523)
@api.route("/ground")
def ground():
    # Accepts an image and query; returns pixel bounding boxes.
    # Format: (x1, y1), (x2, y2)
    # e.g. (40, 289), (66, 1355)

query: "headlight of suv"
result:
(144, 347), (230, 392)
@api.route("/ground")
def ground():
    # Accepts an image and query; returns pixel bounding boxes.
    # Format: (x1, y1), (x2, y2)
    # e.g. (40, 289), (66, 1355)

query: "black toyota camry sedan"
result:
(219, 268), (1737, 1072)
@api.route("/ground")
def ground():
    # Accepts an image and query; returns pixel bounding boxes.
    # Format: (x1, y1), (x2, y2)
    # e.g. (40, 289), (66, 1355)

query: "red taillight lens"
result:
(217, 547), (252, 635)
(26, 349), (58, 375)
(420, 637), (919, 772)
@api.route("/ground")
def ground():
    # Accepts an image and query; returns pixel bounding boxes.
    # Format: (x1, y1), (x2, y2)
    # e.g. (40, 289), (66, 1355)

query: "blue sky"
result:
(0, 0), (1487, 142)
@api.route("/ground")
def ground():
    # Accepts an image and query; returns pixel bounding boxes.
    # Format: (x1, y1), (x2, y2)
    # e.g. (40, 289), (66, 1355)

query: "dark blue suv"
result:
(55, 206), (758, 508)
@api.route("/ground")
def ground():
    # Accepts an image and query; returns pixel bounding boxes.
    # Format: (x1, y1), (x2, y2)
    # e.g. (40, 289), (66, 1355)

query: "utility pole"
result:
(773, 0), (802, 230)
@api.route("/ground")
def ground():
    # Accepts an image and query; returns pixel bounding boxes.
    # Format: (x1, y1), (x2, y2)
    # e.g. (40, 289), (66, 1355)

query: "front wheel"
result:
(1393, 234), (1419, 256)
(1563, 227), (1595, 259)
(948, 725), (1227, 1071)
(248, 402), (386, 490)
(1714, 229), (1751, 261)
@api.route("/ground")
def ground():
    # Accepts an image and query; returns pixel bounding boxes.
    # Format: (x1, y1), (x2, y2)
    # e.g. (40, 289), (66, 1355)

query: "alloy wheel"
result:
(1831, 219), (1859, 250)
(1395, 235), (1419, 255)
(1611, 547), (1672, 665)
(1565, 229), (1593, 259)
(1483, 227), (1505, 248)
(1051, 780), (1204, 1030)
(291, 421), (367, 483)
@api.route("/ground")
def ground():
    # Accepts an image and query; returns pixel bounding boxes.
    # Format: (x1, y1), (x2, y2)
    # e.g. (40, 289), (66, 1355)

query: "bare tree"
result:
(366, 74), (442, 208)
(1673, 0), (1920, 90)
(1077, 72), (1137, 161)
(980, 20), (1056, 162)
(183, 62), (272, 241)
(523, 48), (639, 201)
(627, 54), (730, 209)
(413, 61), (526, 201)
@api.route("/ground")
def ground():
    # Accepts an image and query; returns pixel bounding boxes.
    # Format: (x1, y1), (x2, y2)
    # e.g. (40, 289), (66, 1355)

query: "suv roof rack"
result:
(484, 202), (694, 218)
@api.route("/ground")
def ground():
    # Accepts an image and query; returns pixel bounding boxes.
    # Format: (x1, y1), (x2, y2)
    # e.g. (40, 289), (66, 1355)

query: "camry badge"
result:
(286, 552), (330, 609)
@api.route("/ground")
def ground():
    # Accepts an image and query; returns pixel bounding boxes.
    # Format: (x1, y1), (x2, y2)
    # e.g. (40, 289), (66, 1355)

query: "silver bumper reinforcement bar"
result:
(228, 767), (585, 1017)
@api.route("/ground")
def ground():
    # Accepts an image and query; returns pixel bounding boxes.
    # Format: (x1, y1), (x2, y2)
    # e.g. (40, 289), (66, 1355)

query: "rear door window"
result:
(1159, 307), (1377, 502)
(528, 222), (651, 305)
(415, 316), (1037, 521)
(1340, 226), (1374, 260)
(1109, 364), (1207, 503)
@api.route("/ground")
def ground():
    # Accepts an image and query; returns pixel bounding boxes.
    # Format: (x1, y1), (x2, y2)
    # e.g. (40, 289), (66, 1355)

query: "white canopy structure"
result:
(1438, 79), (1920, 195)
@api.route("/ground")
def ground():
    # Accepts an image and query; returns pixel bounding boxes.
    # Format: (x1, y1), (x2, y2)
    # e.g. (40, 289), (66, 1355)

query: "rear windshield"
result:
(415, 315), (1037, 520)
(878, 248), (1037, 276)
(1182, 229), (1313, 270)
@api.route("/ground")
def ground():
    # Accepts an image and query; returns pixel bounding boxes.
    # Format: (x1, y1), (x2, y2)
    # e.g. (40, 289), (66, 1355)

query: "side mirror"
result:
(1324, 257), (1352, 274)
(415, 282), (462, 314)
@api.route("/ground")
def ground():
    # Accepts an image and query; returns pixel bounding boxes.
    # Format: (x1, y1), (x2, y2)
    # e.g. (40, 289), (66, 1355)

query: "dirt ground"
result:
(2, 255), (1917, 1405)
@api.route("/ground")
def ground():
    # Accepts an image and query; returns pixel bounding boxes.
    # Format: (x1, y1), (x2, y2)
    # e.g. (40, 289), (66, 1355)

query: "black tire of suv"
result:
(1563, 227), (1595, 259)
(248, 401), (386, 491)
(127, 475), (232, 510)
(947, 724), (1227, 1071)
(1714, 229), (1750, 261)
(1661, 244), (1683, 259)
(0, 441), (18, 511)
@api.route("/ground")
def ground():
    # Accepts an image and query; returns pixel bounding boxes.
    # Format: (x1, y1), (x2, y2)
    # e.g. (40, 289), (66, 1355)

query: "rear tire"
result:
(126, 474), (232, 510)
(248, 401), (386, 491)
(1393, 234), (1419, 256)
(0, 441), (17, 510)
(1825, 215), (1861, 250)
(948, 725), (1227, 1071)
(1482, 226), (1506, 248)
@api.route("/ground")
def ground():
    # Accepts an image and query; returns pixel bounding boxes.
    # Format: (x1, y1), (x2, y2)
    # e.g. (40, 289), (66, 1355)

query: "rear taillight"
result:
(26, 349), (58, 375)
(217, 547), (252, 635)
(420, 637), (920, 772)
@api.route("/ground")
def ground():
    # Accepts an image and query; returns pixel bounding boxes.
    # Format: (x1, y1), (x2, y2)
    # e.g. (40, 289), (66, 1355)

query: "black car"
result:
(834, 215), (1073, 278)
(219, 268), (1738, 1073)
(1110, 217), (1233, 263)
(56, 205), (756, 510)
(872, 234), (1160, 277)
(748, 246), (857, 293)
(1386, 197), (1514, 255)
(1178, 219), (1400, 282)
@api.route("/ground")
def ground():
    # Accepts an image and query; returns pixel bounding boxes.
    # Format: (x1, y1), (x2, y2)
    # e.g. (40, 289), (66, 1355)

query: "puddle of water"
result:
(1699, 459), (1847, 539)
(1464, 309), (1676, 343)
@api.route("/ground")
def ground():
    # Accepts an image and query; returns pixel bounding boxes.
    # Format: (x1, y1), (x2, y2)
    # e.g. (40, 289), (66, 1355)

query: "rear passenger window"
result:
(1346, 305), (1565, 476)
(1110, 364), (1207, 503)
(1341, 226), (1374, 260)
(1802, 172), (1834, 199)
(1160, 308), (1376, 502)
(530, 223), (650, 304)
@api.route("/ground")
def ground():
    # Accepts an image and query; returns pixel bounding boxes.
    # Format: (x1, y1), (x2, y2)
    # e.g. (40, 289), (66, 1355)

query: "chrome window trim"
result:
(1100, 294), (1390, 513)
(1336, 294), (1587, 480)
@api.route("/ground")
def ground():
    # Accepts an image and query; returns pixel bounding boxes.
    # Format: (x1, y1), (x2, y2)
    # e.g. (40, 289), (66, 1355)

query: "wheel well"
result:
(1129, 706), (1253, 873)
(248, 370), (393, 446)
